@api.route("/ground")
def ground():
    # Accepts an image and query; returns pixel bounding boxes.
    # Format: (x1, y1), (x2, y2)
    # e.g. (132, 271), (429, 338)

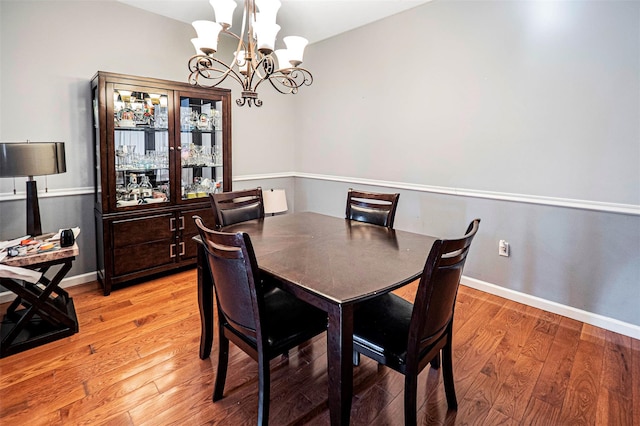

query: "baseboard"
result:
(2, 270), (637, 340)
(461, 276), (640, 340)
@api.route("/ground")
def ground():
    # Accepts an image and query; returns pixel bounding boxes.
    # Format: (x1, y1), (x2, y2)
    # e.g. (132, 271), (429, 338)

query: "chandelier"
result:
(188, 0), (313, 107)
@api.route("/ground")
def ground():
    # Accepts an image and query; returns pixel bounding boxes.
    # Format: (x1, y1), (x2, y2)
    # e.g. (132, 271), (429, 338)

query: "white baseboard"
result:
(2, 270), (637, 340)
(461, 276), (640, 340)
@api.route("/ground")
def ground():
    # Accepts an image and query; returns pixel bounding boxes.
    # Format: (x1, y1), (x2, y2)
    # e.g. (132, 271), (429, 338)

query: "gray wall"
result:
(293, 0), (640, 326)
(0, 1), (638, 328)
(297, 0), (639, 205)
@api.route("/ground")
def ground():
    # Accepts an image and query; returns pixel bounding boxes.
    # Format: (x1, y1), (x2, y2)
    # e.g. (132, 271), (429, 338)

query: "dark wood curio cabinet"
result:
(91, 72), (231, 295)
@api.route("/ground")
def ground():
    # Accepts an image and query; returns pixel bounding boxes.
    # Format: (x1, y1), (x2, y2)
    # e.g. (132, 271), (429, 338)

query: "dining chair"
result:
(193, 216), (328, 426)
(210, 187), (265, 229)
(352, 218), (480, 426)
(345, 188), (400, 228)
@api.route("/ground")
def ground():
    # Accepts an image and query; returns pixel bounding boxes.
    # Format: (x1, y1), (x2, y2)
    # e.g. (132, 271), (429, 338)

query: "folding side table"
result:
(0, 243), (79, 358)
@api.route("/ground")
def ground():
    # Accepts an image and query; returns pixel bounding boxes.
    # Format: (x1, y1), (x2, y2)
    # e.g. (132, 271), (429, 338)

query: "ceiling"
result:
(117, 0), (432, 44)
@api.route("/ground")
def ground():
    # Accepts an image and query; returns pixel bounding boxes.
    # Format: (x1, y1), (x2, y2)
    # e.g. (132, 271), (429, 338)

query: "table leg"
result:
(327, 303), (354, 426)
(197, 244), (214, 360)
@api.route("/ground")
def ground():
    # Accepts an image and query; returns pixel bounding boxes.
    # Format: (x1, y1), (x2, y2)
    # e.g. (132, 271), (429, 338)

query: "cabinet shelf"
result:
(116, 126), (168, 131)
(116, 167), (170, 172)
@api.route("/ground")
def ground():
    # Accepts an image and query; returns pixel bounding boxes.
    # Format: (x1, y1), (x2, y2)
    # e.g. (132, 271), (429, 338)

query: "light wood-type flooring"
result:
(0, 269), (638, 425)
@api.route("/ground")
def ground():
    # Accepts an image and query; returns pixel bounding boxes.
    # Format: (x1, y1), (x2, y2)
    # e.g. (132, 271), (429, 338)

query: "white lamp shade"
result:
(263, 189), (288, 214)
(253, 22), (280, 52)
(209, 0), (237, 28)
(283, 36), (308, 64)
(192, 20), (222, 52)
(275, 49), (292, 69)
(191, 38), (205, 55)
(255, 0), (281, 25)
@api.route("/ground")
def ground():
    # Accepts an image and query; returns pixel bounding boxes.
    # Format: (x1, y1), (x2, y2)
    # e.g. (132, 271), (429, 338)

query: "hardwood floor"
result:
(1, 269), (638, 425)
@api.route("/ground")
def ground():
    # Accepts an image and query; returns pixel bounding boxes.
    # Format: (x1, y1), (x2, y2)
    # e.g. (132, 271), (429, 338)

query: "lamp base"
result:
(26, 180), (42, 237)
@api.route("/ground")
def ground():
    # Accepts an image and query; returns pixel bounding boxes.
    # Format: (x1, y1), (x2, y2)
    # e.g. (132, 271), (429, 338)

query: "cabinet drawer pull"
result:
(170, 244), (176, 258)
(177, 145), (182, 150)
(179, 216), (185, 230)
(170, 217), (176, 231)
(179, 242), (185, 256)
(169, 146), (175, 151)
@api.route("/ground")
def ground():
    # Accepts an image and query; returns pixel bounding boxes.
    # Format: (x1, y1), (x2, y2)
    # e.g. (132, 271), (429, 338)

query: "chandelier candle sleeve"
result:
(188, 0), (313, 107)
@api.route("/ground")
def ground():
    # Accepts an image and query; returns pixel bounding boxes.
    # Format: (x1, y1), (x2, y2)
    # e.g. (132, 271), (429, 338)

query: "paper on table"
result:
(0, 236), (30, 251)
(0, 264), (42, 284)
(46, 227), (81, 242)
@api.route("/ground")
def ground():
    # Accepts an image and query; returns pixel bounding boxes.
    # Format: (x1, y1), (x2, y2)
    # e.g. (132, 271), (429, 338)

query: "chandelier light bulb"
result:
(192, 20), (222, 54)
(253, 22), (280, 53)
(275, 49), (292, 73)
(255, 0), (281, 25)
(283, 36), (308, 66)
(210, 0), (237, 29)
(191, 38), (205, 55)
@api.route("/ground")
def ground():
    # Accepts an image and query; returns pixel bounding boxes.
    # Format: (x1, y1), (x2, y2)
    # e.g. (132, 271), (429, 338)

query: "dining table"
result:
(196, 211), (437, 425)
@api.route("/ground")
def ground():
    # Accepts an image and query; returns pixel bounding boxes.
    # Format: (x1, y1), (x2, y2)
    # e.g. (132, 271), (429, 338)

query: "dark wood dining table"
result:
(196, 211), (437, 425)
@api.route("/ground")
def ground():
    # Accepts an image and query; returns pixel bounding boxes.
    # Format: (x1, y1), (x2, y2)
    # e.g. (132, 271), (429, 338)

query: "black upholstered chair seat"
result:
(353, 294), (412, 369)
(227, 287), (327, 354)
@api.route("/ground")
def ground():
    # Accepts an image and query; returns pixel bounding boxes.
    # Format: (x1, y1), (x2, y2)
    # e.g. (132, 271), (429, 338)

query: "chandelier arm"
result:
(188, 55), (245, 88)
(263, 67), (314, 94)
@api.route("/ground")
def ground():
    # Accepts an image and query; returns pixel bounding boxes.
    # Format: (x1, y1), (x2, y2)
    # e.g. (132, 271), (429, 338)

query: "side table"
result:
(0, 243), (79, 358)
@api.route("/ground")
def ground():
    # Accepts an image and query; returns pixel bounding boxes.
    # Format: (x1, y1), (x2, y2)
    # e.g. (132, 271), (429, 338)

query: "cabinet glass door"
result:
(179, 95), (223, 200)
(113, 88), (171, 208)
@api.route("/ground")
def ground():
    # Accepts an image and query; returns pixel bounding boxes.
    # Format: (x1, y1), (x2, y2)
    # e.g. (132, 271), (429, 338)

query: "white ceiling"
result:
(117, 0), (432, 44)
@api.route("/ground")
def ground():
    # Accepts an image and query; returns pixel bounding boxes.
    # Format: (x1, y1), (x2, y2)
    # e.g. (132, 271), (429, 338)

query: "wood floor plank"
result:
(595, 388), (633, 426)
(558, 337), (605, 425)
(0, 270), (636, 425)
(521, 397), (561, 425)
(529, 316), (582, 407)
(492, 353), (544, 421)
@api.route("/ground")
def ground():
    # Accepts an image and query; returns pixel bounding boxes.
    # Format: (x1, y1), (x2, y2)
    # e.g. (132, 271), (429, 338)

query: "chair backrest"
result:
(210, 187), (265, 229)
(408, 219), (480, 360)
(346, 188), (400, 228)
(194, 215), (263, 341)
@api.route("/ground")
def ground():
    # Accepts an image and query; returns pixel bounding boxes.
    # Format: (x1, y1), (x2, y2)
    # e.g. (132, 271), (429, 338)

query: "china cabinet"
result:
(91, 71), (231, 295)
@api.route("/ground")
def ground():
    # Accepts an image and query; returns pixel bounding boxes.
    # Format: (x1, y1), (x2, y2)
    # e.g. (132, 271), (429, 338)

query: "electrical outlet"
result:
(499, 240), (510, 257)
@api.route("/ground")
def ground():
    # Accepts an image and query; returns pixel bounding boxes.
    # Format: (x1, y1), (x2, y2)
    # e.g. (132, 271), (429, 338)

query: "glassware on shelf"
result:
(116, 184), (127, 201)
(194, 177), (207, 198)
(127, 173), (140, 200)
(180, 107), (195, 131)
(213, 145), (222, 165)
(139, 175), (153, 199)
(210, 110), (221, 128)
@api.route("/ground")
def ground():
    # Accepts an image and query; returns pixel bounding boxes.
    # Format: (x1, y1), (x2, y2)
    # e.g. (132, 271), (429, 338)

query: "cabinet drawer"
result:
(112, 213), (174, 248)
(182, 207), (216, 235)
(113, 240), (174, 276)
(181, 207), (216, 261)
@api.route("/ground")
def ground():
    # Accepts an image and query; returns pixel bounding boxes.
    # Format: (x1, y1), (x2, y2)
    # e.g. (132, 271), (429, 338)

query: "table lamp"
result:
(263, 188), (288, 216)
(0, 142), (66, 237)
